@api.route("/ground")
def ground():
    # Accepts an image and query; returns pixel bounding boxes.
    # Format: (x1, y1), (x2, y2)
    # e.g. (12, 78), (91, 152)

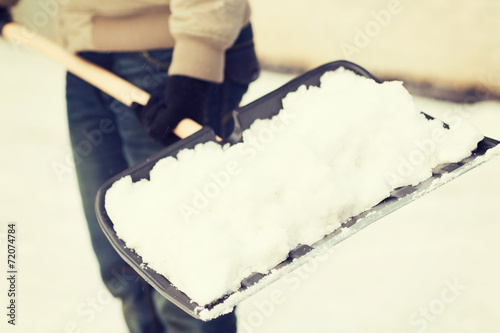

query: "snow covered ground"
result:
(1, 40), (499, 333)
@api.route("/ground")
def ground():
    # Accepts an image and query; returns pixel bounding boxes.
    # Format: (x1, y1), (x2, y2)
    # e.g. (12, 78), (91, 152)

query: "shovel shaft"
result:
(2, 22), (202, 139)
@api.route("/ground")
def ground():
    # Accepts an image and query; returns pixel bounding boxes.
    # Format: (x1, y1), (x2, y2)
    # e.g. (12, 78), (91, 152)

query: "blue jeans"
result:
(66, 25), (258, 333)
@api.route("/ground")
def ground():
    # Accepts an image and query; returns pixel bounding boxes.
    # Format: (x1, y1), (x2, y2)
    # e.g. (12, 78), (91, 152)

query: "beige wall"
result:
(249, 0), (500, 98)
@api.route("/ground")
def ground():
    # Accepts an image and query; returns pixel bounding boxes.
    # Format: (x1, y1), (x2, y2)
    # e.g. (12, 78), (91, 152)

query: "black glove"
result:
(0, 6), (13, 35)
(133, 75), (210, 146)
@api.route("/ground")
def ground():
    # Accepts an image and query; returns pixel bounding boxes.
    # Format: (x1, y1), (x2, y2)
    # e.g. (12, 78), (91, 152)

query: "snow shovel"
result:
(4, 22), (500, 321)
(93, 64), (499, 320)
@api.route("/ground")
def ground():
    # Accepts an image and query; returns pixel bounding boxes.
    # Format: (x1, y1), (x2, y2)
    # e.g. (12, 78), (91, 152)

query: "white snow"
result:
(105, 68), (483, 307)
(1, 40), (499, 332)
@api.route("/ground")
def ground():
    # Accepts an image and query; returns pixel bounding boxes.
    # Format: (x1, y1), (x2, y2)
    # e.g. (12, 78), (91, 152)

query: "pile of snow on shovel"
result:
(106, 67), (483, 306)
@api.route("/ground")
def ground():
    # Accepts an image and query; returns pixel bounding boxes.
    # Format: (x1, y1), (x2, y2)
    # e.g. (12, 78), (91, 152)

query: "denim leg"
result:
(108, 51), (174, 165)
(66, 52), (164, 333)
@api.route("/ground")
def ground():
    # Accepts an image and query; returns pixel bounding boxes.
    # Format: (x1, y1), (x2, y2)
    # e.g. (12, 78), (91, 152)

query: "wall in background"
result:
(249, 0), (500, 100)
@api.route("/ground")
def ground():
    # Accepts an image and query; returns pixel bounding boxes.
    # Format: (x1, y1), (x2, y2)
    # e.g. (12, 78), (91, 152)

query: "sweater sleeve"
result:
(168, 0), (250, 83)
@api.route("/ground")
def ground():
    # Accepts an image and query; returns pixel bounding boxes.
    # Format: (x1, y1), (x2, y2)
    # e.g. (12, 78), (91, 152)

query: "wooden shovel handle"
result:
(2, 22), (202, 139)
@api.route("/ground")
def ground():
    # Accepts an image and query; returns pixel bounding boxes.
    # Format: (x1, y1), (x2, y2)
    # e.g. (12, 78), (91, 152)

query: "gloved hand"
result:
(133, 75), (210, 146)
(0, 6), (13, 35)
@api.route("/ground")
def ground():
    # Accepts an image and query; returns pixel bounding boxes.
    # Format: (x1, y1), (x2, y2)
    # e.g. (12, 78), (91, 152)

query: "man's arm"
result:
(134, 0), (250, 145)
(168, 0), (249, 83)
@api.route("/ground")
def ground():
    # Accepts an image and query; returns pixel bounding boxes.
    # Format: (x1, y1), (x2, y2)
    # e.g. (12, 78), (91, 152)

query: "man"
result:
(0, 1), (259, 332)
